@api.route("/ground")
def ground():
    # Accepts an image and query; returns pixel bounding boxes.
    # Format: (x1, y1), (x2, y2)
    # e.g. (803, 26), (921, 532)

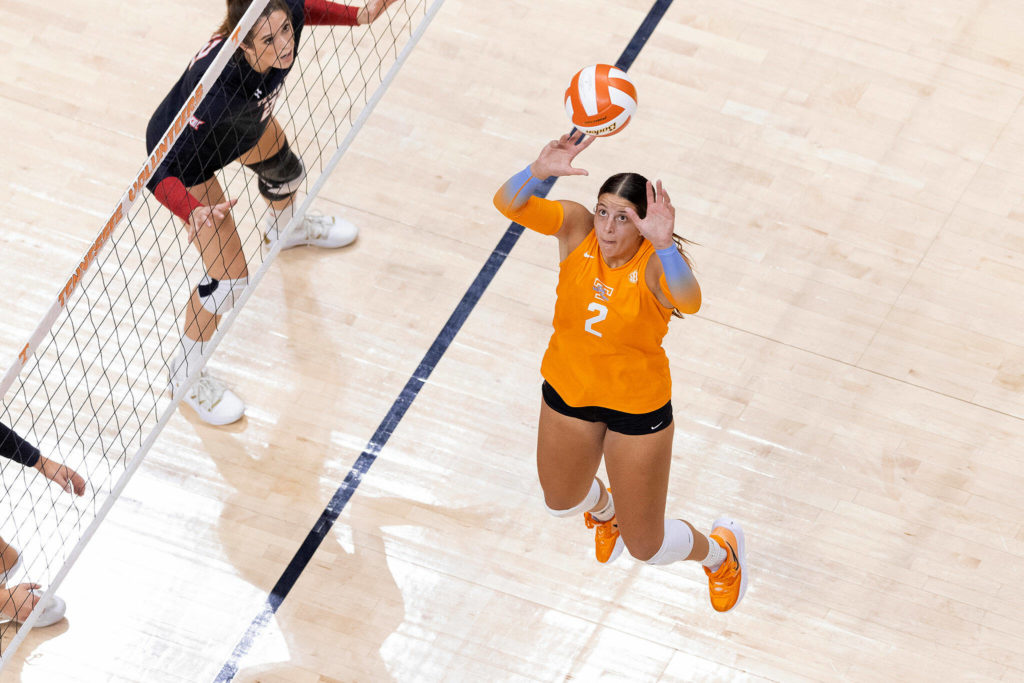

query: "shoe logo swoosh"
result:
(724, 540), (738, 569)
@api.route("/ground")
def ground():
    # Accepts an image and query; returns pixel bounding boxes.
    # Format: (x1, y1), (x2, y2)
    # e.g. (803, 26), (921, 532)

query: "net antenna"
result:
(0, 0), (446, 666)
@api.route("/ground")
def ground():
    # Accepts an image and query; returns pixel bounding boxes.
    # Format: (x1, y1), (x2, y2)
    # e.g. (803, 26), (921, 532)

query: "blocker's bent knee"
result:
(545, 478), (601, 518)
(247, 142), (306, 202)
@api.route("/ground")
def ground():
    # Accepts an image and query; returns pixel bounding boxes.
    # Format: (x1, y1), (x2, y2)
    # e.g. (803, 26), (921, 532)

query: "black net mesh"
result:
(0, 0), (431, 658)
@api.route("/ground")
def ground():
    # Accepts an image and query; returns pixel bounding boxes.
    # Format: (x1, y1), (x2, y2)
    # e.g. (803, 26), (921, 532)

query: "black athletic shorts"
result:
(146, 114), (266, 189)
(542, 381), (673, 436)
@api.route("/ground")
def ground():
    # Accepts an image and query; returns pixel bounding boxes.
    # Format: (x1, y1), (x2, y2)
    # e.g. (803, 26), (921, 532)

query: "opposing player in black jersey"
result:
(0, 422), (86, 627)
(147, 0), (399, 425)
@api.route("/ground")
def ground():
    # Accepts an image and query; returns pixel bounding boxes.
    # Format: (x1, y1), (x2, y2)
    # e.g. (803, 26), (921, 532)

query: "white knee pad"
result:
(545, 479), (601, 518)
(644, 519), (694, 565)
(197, 275), (248, 315)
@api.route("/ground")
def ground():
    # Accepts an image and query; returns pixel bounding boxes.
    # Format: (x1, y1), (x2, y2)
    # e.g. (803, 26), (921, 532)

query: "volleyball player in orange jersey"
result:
(493, 132), (748, 612)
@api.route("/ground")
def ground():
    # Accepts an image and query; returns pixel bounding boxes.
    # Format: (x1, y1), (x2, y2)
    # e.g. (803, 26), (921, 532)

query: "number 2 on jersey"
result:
(584, 302), (607, 337)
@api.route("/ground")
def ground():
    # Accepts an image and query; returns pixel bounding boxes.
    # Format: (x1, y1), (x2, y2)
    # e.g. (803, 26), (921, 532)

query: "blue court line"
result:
(214, 1), (673, 679)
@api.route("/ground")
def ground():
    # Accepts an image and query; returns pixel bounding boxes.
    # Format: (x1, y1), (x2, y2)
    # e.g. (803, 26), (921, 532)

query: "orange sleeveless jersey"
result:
(541, 230), (674, 414)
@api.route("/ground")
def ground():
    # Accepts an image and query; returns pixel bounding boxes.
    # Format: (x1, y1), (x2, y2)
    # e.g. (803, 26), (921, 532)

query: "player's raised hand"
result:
(186, 199), (238, 244)
(358, 0), (402, 24)
(624, 180), (675, 249)
(530, 131), (596, 179)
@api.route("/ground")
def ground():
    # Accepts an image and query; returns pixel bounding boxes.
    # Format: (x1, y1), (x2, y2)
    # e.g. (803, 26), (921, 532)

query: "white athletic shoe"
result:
(0, 590), (66, 628)
(32, 593), (66, 627)
(171, 371), (245, 426)
(264, 212), (359, 250)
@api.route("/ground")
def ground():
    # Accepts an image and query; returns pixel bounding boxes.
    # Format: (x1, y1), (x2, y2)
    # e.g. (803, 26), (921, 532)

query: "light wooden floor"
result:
(2, 0), (1024, 680)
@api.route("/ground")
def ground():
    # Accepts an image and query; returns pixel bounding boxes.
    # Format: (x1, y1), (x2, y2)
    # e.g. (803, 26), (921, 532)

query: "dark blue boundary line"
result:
(214, 1), (673, 679)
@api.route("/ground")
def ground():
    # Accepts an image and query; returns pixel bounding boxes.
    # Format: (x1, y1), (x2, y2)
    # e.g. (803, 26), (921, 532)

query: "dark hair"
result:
(217, 0), (291, 45)
(599, 172), (649, 219)
(600, 173), (697, 318)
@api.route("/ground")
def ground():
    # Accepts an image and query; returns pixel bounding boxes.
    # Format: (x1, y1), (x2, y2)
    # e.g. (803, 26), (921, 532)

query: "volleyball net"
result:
(0, 0), (444, 664)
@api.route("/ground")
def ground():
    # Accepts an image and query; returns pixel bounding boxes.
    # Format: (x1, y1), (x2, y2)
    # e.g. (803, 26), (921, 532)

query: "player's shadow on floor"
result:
(184, 256), (492, 680)
(198, 414), (493, 682)
(0, 618), (70, 679)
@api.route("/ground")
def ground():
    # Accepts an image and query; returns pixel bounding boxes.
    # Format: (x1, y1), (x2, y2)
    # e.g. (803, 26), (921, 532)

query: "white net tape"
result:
(0, 0), (443, 663)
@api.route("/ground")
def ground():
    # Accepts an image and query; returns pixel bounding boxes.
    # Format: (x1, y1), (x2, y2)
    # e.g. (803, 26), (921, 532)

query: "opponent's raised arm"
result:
(303, 0), (400, 27)
(357, 0), (402, 24)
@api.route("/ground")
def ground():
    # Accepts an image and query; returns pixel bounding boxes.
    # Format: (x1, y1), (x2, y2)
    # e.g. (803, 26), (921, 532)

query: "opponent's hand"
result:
(530, 131), (596, 180)
(34, 455), (86, 496)
(1, 584), (42, 622)
(186, 199), (237, 244)
(624, 180), (675, 249)
(358, 0), (402, 24)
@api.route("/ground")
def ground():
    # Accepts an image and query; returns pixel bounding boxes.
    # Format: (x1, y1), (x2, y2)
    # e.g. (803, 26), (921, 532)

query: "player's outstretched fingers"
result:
(655, 179), (670, 204)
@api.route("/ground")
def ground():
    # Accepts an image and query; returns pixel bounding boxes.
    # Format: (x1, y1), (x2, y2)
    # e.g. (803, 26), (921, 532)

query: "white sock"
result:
(701, 535), (728, 571)
(264, 202), (296, 236)
(170, 335), (207, 384)
(589, 487), (615, 522)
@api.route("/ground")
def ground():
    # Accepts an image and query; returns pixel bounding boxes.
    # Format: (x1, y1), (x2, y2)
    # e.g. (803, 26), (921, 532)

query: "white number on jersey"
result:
(190, 37), (223, 69)
(584, 302), (607, 337)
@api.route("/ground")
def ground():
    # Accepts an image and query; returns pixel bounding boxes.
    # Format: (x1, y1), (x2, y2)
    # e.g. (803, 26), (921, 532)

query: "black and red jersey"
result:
(0, 422), (40, 467)
(146, 0), (359, 220)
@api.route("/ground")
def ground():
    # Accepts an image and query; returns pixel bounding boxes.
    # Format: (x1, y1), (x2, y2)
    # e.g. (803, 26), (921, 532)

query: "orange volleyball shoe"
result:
(583, 512), (622, 564)
(703, 517), (748, 612)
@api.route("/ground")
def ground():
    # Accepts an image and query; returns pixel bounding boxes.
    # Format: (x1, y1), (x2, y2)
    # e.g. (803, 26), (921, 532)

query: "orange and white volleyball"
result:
(564, 64), (638, 137)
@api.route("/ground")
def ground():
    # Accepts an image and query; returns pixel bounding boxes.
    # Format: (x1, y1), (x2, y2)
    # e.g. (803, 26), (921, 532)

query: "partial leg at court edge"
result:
(168, 279), (246, 426)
